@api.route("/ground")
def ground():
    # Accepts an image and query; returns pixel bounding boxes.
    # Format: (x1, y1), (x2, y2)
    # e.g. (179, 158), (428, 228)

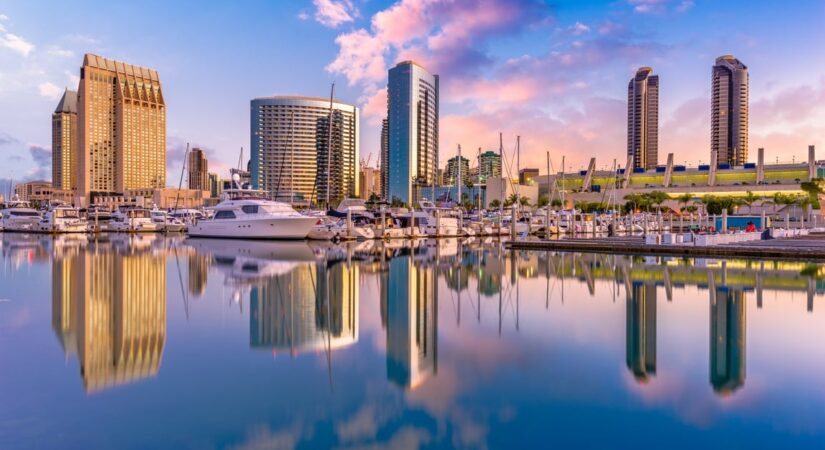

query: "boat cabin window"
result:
(54, 209), (79, 219)
(214, 210), (237, 220)
(241, 205), (259, 214)
(10, 211), (39, 217)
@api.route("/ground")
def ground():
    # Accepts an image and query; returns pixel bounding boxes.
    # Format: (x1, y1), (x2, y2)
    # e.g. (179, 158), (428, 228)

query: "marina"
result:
(2, 233), (825, 448)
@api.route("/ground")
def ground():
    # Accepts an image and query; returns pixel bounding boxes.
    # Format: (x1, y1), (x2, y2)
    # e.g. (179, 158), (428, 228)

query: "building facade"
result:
(360, 166), (381, 199)
(519, 168), (540, 185)
(479, 150), (501, 183)
(380, 118), (389, 200)
(77, 54), (166, 206)
(187, 148), (209, 193)
(250, 96), (359, 206)
(627, 67), (659, 170)
(386, 61), (439, 205)
(52, 89), (78, 191)
(711, 55), (749, 167)
(445, 155), (470, 187)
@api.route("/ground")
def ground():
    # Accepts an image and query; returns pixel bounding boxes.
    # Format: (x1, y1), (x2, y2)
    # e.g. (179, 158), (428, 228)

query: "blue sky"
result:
(0, 0), (823, 187)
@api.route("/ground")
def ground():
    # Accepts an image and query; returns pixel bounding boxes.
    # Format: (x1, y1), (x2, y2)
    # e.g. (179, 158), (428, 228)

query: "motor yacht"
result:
(87, 207), (114, 232)
(188, 189), (316, 239)
(109, 208), (161, 232)
(0, 197), (41, 232)
(37, 205), (88, 233)
(151, 209), (187, 233)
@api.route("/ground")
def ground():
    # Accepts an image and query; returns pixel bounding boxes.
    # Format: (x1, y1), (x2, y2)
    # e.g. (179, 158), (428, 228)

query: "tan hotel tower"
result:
(77, 54), (166, 205)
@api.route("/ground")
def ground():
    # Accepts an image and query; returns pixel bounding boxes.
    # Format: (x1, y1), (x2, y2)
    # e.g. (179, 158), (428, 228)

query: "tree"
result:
(390, 196), (405, 208)
(551, 198), (563, 209)
(504, 193), (518, 207)
(800, 177), (824, 209)
(489, 199), (501, 210)
(647, 191), (669, 212)
(676, 193), (693, 212)
(537, 195), (549, 208)
(741, 190), (759, 209)
(365, 192), (380, 209)
(519, 196), (530, 206)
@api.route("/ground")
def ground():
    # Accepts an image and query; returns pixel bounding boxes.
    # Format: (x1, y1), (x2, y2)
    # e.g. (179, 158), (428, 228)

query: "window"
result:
(214, 210), (237, 219)
(241, 205), (259, 214)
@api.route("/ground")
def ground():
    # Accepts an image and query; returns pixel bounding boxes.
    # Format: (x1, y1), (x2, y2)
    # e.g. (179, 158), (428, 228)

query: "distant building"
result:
(52, 89), (78, 191)
(479, 150), (501, 183)
(386, 61), (439, 205)
(187, 148), (209, 193)
(208, 173), (219, 198)
(13, 181), (72, 204)
(360, 166), (381, 199)
(519, 168), (540, 185)
(77, 54), (166, 206)
(250, 96), (359, 205)
(445, 155), (470, 187)
(712, 55), (748, 167)
(627, 67), (659, 170)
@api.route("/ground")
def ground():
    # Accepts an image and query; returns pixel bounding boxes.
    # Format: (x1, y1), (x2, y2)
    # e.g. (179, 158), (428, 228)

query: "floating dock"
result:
(506, 234), (825, 261)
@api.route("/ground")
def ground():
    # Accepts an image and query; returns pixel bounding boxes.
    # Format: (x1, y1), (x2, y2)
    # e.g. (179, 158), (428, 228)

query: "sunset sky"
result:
(0, 0), (823, 187)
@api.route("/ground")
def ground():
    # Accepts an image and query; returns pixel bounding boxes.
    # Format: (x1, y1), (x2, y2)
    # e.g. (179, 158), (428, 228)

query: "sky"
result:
(0, 0), (824, 189)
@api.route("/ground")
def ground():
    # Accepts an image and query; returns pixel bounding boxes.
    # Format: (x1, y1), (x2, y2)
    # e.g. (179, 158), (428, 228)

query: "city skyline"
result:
(1, 0), (824, 189)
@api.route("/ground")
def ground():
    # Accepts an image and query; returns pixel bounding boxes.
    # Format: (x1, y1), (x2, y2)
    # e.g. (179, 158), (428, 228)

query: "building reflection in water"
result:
(626, 282), (657, 382)
(385, 253), (438, 390)
(51, 239), (166, 393)
(710, 286), (746, 395)
(249, 260), (358, 355)
(187, 252), (210, 298)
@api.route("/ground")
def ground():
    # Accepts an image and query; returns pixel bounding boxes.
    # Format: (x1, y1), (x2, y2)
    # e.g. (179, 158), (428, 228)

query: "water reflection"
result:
(4, 234), (825, 446)
(50, 235), (166, 393)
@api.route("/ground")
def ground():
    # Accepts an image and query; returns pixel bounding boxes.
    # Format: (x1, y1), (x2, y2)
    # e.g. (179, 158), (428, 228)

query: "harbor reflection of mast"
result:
(53, 245), (167, 393)
(626, 282), (657, 381)
(710, 286), (746, 395)
(385, 253), (438, 389)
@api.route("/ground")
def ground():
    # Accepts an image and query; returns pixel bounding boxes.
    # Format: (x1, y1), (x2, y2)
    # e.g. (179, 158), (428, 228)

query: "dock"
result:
(506, 234), (825, 261)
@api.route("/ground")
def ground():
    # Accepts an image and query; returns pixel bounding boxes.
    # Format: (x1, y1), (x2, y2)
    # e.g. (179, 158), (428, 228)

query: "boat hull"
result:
(188, 216), (317, 239)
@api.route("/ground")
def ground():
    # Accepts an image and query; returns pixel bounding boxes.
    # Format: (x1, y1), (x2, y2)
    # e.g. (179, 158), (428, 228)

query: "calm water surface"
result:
(1, 233), (825, 449)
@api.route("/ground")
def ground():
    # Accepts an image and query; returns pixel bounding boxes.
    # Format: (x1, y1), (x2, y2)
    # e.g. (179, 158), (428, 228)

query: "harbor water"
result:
(1, 233), (825, 448)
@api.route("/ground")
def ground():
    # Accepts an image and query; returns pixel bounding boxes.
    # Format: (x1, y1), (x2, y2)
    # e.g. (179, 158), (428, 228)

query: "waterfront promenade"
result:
(507, 233), (825, 260)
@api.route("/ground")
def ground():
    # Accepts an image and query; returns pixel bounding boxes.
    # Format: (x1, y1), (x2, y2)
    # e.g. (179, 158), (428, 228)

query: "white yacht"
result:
(87, 207), (114, 232)
(417, 199), (460, 237)
(0, 198), (42, 232)
(151, 209), (187, 233)
(109, 208), (160, 232)
(188, 189), (316, 239)
(37, 205), (88, 233)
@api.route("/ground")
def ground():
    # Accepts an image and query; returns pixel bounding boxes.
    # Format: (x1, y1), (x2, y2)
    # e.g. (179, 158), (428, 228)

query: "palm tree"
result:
(519, 196), (530, 207)
(489, 199), (501, 210)
(741, 190), (759, 212)
(537, 195), (549, 208)
(676, 192), (693, 214)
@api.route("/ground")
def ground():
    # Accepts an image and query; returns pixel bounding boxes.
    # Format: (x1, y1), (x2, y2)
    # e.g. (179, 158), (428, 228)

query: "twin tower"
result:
(628, 55), (749, 170)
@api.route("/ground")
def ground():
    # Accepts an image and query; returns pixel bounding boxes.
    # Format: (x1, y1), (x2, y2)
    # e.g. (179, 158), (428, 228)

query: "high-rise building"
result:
(626, 282), (657, 382)
(52, 89), (78, 191)
(627, 67), (659, 170)
(77, 54), (166, 205)
(711, 55), (749, 167)
(445, 155), (470, 187)
(386, 61), (439, 205)
(479, 150), (501, 183)
(380, 118), (389, 199)
(360, 166), (381, 199)
(250, 96), (359, 205)
(208, 173), (219, 198)
(519, 168), (540, 185)
(187, 148), (209, 192)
